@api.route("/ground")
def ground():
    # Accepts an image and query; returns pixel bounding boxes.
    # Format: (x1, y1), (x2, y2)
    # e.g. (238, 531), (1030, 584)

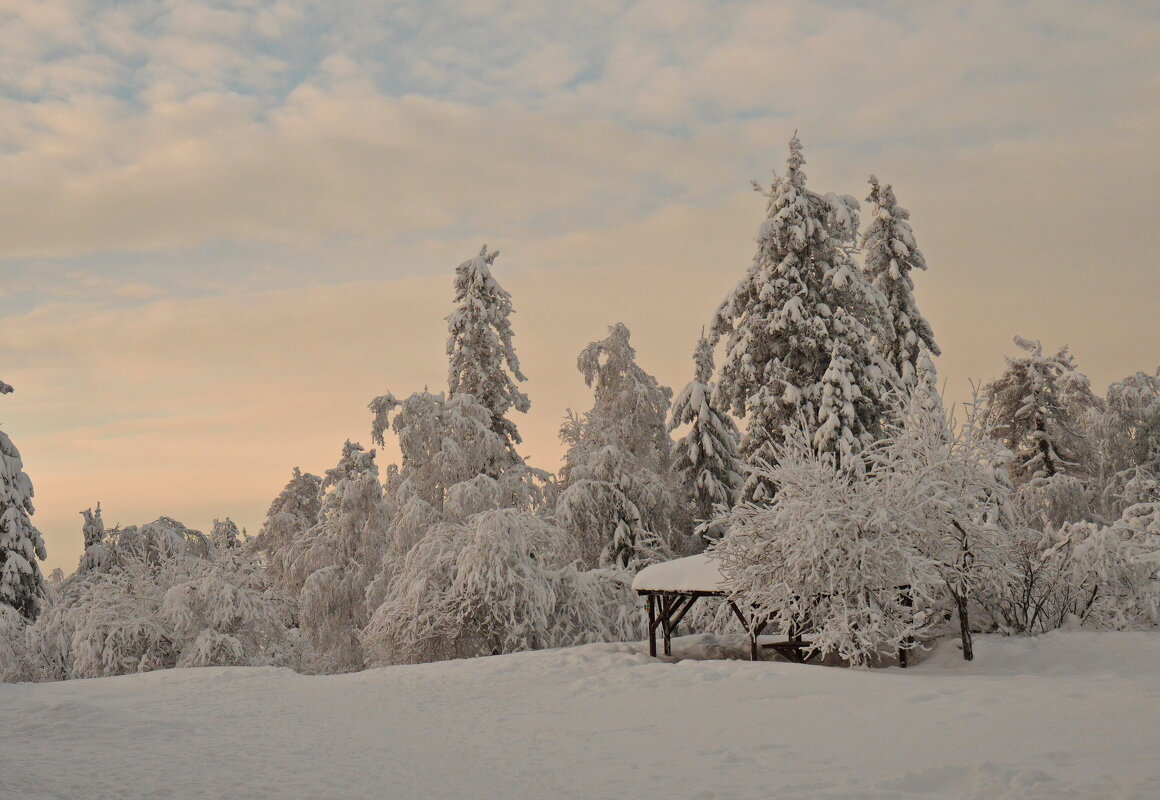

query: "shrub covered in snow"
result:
(714, 390), (1016, 664)
(362, 508), (638, 665)
(13, 516), (292, 681)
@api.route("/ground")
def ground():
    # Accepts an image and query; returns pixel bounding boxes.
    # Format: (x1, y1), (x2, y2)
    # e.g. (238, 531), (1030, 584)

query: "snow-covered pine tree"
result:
(556, 323), (686, 568)
(981, 336), (1098, 486)
(669, 336), (741, 538)
(709, 135), (892, 496)
(862, 176), (941, 388)
(446, 245), (530, 459)
(0, 380), (47, 620)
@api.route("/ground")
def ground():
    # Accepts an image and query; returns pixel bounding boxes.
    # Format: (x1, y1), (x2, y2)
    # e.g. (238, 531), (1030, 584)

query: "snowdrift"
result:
(3, 631), (1159, 799)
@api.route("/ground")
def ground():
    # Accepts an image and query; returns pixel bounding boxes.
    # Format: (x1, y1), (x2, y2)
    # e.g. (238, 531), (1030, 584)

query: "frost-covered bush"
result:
(19, 525), (292, 681)
(0, 605), (35, 681)
(362, 508), (638, 666)
(715, 390), (1015, 664)
(983, 500), (1160, 634)
(714, 425), (943, 666)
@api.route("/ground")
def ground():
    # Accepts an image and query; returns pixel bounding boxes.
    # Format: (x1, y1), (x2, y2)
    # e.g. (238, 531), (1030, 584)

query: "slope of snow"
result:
(3, 631), (1160, 799)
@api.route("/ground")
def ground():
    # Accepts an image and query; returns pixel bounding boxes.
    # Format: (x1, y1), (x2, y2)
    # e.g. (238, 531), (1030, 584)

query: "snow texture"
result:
(3, 632), (1159, 799)
(631, 552), (725, 592)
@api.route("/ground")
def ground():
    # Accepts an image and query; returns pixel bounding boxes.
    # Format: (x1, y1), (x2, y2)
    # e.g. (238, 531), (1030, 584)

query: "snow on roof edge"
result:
(631, 552), (727, 592)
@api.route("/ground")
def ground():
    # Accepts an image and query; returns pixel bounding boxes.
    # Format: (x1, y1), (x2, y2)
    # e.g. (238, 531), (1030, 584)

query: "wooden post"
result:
(899, 585), (913, 669)
(647, 593), (657, 657)
(661, 594), (674, 657)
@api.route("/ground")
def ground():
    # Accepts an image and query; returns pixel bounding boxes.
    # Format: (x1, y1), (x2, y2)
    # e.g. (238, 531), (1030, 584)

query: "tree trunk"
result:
(956, 592), (974, 661)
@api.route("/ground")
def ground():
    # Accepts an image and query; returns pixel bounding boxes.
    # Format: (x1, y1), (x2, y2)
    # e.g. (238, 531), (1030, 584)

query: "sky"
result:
(2, 0), (1158, 572)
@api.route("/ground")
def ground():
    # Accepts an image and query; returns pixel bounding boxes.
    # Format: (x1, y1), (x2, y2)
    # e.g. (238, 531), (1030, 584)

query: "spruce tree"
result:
(445, 245), (530, 457)
(862, 176), (941, 388)
(669, 336), (741, 538)
(0, 380), (48, 620)
(710, 135), (891, 494)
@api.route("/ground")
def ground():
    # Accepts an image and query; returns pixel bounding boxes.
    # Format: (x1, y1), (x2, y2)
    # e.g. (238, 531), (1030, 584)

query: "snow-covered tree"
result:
(77, 503), (108, 573)
(710, 135), (892, 495)
(446, 245), (530, 457)
(21, 516), (293, 681)
(361, 508), (639, 666)
(0, 380), (48, 620)
(982, 337), (1098, 486)
(556, 323), (686, 568)
(714, 389), (1016, 664)
(210, 518), (241, 550)
(252, 467), (322, 598)
(371, 390), (533, 514)
(861, 176), (941, 388)
(864, 391), (1017, 659)
(1090, 368), (1160, 514)
(286, 441), (385, 672)
(712, 415), (940, 666)
(669, 336), (741, 538)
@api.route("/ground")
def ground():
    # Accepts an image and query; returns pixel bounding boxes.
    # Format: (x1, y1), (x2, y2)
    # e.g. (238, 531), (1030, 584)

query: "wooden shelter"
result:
(632, 553), (912, 666)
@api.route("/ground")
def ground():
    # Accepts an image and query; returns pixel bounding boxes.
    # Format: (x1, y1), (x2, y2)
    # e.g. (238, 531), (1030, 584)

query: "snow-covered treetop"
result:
(709, 135), (892, 483)
(575, 322), (673, 458)
(862, 175), (940, 388)
(372, 390), (516, 510)
(982, 336), (1098, 484)
(669, 336), (741, 530)
(446, 245), (530, 451)
(211, 518), (242, 549)
(80, 503), (105, 550)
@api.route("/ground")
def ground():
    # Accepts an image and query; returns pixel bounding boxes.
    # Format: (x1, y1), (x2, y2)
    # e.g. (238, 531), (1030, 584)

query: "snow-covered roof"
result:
(631, 553), (727, 593)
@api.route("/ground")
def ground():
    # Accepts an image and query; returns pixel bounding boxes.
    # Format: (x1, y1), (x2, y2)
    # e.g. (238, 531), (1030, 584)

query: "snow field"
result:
(3, 631), (1159, 799)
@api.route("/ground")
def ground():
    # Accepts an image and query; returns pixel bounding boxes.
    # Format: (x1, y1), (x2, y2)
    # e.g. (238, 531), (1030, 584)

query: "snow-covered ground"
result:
(3, 632), (1159, 799)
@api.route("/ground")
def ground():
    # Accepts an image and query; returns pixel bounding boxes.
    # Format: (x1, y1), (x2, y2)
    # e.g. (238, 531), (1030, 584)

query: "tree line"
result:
(2, 135), (1157, 678)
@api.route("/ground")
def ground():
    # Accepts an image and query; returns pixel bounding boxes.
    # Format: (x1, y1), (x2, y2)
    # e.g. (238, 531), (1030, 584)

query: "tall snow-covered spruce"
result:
(0, 379), (47, 620)
(709, 135), (892, 493)
(669, 336), (741, 537)
(861, 176), (941, 389)
(445, 245), (530, 459)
